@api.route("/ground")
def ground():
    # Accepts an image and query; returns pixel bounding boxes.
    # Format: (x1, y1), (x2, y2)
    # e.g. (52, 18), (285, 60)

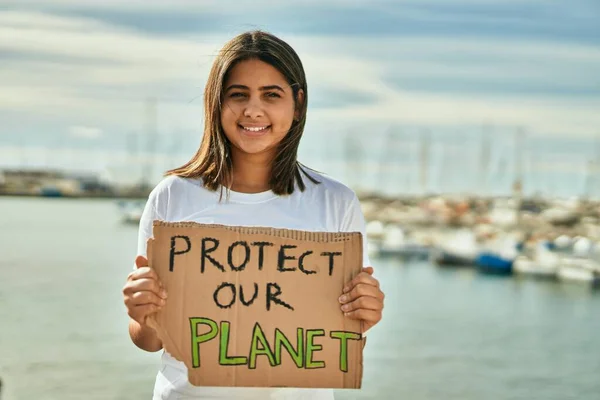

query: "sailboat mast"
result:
(142, 97), (157, 190)
(419, 129), (430, 196)
(479, 125), (491, 197)
(513, 127), (525, 225)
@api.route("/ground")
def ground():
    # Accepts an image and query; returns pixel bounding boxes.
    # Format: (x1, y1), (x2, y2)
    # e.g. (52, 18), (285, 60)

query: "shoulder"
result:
(152, 175), (201, 195)
(300, 168), (367, 234)
(147, 175), (211, 216)
(300, 167), (359, 204)
(148, 175), (198, 200)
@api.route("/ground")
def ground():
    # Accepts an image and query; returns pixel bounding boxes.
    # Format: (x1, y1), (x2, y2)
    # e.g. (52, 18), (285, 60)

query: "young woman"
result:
(122, 30), (384, 400)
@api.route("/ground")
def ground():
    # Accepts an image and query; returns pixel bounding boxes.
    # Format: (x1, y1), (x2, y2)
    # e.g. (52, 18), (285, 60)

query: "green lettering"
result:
(190, 317), (218, 368)
(274, 328), (304, 368)
(219, 321), (248, 365)
(249, 323), (276, 368)
(305, 329), (325, 369)
(330, 331), (362, 372)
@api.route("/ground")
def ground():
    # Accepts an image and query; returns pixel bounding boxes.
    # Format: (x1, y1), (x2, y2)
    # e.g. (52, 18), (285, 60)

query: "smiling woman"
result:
(220, 59), (301, 182)
(165, 31), (315, 196)
(122, 30), (384, 400)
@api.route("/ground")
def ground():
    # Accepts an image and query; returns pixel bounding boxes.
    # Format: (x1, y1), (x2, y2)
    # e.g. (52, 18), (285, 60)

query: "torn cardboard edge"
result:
(146, 238), (186, 364)
(147, 220), (365, 388)
(151, 220), (362, 242)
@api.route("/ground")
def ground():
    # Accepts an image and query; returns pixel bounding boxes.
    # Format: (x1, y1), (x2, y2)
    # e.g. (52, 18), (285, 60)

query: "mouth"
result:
(238, 124), (271, 137)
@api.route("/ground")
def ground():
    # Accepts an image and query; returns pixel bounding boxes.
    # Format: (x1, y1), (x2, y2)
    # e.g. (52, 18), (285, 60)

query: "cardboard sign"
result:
(146, 221), (364, 388)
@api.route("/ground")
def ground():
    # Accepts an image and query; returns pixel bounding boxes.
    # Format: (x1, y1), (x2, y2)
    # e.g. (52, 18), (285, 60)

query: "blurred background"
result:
(1, 1), (599, 399)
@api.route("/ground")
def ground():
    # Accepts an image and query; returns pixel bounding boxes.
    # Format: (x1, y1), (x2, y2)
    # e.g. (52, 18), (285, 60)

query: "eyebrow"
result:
(225, 84), (286, 93)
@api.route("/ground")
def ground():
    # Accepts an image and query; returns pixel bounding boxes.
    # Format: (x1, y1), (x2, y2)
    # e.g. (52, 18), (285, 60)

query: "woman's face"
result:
(220, 58), (300, 160)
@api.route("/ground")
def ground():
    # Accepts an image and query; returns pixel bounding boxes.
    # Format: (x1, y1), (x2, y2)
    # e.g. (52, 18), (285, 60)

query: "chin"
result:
(239, 146), (273, 155)
(233, 142), (275, 156)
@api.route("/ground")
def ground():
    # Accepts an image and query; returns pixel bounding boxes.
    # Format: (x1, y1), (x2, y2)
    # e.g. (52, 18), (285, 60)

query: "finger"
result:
(340, 296), (382, 313)
(124, 278), (166, 298)
(362, 266), (374, 275)
(343, 272), (379, 293)
(127, 267), (161, 284)
(340, 283), (383, 304)
(130, 291), (166, 307)
(128, 303), (161, 323)
(135, 255), (148, 269)
(343, 308), (382, 323)
(341, 279), (383, 300)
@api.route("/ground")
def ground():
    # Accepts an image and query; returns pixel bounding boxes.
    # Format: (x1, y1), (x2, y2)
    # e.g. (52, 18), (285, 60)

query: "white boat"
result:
(572, 237), (593, 257)
(431, 229), (478, 266)
(513, 241), (559, 280)
(542, 207), (579, 226)
(369, 224), (430, 260)
(557, 257), (600, 286)
(553, 235), (573, 251)
(487, 198), (519, 228)
(117, 200), (145, 225)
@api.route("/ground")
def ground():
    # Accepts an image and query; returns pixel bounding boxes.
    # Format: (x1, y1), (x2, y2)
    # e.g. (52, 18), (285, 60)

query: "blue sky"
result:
(0, 0), (599, 196)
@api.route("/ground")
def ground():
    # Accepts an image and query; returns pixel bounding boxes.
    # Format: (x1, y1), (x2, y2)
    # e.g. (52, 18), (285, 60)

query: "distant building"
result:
(0, 168), (114, 197)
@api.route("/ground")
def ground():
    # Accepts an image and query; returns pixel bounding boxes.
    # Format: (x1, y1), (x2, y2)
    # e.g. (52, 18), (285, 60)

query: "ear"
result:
(294, 89), (305, 121)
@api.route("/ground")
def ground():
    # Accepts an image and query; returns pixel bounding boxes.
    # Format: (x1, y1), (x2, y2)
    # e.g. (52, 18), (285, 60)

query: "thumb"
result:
(362, 266), (374, 275)
(135, 255), (148, 269)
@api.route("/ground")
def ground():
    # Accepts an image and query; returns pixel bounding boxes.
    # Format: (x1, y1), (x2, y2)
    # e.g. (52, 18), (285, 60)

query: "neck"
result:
(229, 151), (273, 193)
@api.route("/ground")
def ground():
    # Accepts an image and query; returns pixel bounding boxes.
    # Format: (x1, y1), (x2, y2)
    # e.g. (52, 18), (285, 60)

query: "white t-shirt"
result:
(135, 170), (370, 400)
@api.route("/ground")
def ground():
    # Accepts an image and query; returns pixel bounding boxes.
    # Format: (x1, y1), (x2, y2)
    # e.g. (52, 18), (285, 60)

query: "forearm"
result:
(129, 319), (163, 352)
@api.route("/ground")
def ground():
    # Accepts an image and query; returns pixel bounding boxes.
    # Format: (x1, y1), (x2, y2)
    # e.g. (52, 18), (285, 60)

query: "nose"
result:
(243, 97), (264, 119)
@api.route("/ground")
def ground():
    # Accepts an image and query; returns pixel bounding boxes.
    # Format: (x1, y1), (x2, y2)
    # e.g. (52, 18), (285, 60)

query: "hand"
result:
(339, 266), (384, 332)
(123, 255), (167, 327)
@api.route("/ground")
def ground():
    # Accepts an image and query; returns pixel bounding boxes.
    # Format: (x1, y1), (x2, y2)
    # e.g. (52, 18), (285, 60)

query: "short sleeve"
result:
(134, 188), (165, 270)
(341, 194), (372, 268)
(137, 201), (158, 260)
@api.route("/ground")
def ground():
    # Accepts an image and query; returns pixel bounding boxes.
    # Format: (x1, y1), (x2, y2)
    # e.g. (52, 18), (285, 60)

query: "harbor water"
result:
(0, 197), (599, 399)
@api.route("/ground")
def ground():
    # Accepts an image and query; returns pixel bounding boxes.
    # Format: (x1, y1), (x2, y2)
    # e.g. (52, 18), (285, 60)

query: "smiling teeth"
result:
(242, 126), (268, 132)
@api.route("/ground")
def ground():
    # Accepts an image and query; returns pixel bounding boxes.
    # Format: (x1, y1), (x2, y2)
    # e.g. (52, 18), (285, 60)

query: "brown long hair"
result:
(166, 30), (319, 195)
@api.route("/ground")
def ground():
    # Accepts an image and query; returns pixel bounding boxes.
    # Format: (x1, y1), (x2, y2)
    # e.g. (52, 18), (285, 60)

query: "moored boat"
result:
(476, 252), (513, 275)
(513, 241), (559, 280)
(431, 229), (478, 267)
(557, 257), (600, 287)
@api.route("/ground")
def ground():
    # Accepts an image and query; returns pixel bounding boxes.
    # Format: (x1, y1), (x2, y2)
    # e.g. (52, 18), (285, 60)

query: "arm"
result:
(339, 194), (384, 333)
(124, 195), (166, 352)
(129, 319), (163, 352)
(124, 255), (165, 352)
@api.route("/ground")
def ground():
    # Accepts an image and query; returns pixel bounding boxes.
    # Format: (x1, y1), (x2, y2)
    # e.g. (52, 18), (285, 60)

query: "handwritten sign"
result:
(147, 221), (364, 388)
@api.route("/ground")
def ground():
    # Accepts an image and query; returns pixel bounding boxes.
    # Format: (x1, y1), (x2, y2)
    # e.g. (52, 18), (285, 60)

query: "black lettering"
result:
(213, 282), (236, 308)
(240, 283), (259, 306)
(266, 282), (294, 311)
(169, 235), (191, 272)
(320, 251), (342, 276)
(251, 241), (274, 271)
(278, 245), (297, 272)
(201, 237), (225, 273)
(298, 251), (315, 275)
(228, 241), (251, 271)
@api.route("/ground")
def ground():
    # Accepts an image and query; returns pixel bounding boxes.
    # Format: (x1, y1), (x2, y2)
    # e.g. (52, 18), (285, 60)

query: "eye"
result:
(229, 92), (247, 98)
(265, 92), (281, 99)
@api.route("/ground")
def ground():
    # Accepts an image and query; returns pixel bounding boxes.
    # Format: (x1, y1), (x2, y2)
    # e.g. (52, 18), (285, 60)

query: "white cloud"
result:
(0, 10), (109, 30)
(308, 90), (600, 137)
(0, 8), (599, 146)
